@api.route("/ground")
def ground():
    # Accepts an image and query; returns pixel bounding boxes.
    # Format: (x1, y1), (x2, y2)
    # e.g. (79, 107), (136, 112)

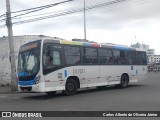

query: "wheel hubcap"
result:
(67, 83), (74, 91)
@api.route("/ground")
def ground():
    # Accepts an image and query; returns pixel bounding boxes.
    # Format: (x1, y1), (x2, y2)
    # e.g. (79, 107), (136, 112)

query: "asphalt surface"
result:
(0, 72), (160, 120)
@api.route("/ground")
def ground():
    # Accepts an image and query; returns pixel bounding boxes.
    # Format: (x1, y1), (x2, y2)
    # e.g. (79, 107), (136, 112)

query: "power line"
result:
(0, 0), (125, 28)
(85, 0), (153, 17)
(1, 0), (125, 22)
(0, 0), (73, 22)
(10, 0), (152, 21)
(12, 0), (153, 23)
(0, 0), (154, 28)
(11, 0), (73, 14)
(0, 0), (153, 23)
(12, 0), (127, 25)
(0, 14), (6, 22)
(0, 14), (6, 18)
(11, 0), (73, 18)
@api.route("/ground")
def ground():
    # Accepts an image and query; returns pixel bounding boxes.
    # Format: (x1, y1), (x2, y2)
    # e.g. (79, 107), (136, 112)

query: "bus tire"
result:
(117, 74), (129, 88)
(46, 91), (56, 96)
(63, 79), (78, 96)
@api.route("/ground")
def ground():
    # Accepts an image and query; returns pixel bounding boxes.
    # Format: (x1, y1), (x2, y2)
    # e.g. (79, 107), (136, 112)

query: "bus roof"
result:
(41, 38), (139, 51)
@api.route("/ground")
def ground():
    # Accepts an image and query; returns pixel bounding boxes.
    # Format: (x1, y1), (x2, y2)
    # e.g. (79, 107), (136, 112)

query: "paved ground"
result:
(0, 72), (160, 120)
(0, 86), (11, 93)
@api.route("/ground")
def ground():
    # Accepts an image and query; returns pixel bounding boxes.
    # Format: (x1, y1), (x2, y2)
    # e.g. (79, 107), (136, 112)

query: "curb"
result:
(0, 87), (18, 94)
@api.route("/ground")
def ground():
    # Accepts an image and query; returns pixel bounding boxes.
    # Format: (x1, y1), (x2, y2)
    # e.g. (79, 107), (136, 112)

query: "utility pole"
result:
(6, 0), (17, 91)
(84, 0), (86, 40)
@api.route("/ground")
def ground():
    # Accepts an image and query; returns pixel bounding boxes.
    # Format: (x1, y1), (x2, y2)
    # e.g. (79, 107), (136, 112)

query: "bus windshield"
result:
(18, 42), (41, 78)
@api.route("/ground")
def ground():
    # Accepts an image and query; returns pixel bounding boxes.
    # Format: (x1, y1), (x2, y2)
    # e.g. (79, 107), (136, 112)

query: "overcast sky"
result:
(0, 0), (160, 54)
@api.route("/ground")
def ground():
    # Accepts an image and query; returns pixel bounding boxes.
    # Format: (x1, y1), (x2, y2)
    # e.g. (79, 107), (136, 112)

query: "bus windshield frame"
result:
(18, 41), (41, 81)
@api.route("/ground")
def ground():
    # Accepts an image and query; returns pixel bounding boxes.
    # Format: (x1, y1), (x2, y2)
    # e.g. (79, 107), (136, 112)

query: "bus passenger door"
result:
(82, 47), (100, 87)
(43, 44), (64, 91)
(99, 65), (109, 86)
(98, 48), (113, 86)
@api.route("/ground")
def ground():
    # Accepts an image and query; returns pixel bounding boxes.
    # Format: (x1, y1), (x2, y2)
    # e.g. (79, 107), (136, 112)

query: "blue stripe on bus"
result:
(131, 66), (133, 70)
(83, 43), (91, 46)
(18, 72), (29, 76)
(18, 78), (36, 86)
(113, 46), (129, 50)
(136, 70), (138, 75)
(64, 70), (67, 77)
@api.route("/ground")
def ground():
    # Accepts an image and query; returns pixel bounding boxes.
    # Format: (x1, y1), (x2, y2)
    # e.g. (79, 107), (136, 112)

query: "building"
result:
(130, 43), (149, 51)
(0, 35), (53, 86)
(154, 55), (160, 63)
(147, 49), (155, 63)
(130, 43), (155, 64)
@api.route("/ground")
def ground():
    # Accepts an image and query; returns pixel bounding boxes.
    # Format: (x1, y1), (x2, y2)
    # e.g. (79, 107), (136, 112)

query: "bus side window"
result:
(64, 46), (81, 65)
(120, 57), (126, 64)
(108, 57), (113, 64)
(113, 50), (120, 64)
(98, 48), (112, 64)
(123, 51), (137, 65)
(128, 57), (132, 64)
(136, 51), (146, 65)
(84, 47), (97, 64)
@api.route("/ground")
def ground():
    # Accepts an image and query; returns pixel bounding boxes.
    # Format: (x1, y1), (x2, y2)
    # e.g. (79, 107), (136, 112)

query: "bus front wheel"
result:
(63, 79), (78, 95)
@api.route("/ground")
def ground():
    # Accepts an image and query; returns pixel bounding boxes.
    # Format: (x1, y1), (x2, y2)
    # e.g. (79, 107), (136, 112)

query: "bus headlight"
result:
(36, 75), (41, 84)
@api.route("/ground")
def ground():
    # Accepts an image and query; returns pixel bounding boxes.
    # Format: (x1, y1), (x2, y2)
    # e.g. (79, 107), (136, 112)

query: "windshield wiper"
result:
(27, 49), (35, 61)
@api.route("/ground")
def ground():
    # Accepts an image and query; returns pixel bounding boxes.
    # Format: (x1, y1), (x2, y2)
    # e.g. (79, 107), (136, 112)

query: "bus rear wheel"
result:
(117, 74), (129, 88)
(63, 79), (78, 96)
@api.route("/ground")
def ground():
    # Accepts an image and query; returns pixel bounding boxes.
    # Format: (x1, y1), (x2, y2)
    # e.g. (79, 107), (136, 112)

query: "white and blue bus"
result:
(17, 39), (147, 95)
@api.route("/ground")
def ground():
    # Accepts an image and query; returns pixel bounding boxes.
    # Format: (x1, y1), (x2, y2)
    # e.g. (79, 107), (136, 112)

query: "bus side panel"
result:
(44, 69), (66, 92)
(100, 65), (120, 85)
(133, 65), (148, 82)
(62, 66), (100, 89)
(99, 65), (140, 85)
(82, 66), (100, 88)
(42, 65), (147, 92)
(44, 65), (101, 91)
(100, 65), (132, 85)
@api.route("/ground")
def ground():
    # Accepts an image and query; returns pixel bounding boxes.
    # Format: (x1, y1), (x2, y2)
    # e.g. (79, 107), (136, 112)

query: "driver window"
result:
(43, 50), (61, 68)
(52, 51), (61, 65)
(43, 44), (61, 70)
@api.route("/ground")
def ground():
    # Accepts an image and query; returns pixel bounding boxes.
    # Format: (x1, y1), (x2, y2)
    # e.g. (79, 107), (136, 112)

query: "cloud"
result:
(1, 0), (160, 52)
